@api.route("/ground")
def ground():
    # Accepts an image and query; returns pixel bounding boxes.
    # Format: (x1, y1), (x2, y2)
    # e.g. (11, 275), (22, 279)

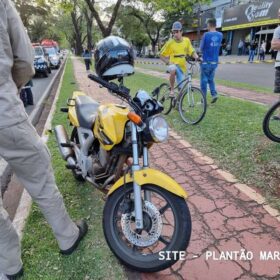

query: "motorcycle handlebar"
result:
(88, 74), (130, 99)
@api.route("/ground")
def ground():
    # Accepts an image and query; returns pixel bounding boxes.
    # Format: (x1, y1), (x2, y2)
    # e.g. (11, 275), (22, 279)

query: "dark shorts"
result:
(274, 67), (280, 93)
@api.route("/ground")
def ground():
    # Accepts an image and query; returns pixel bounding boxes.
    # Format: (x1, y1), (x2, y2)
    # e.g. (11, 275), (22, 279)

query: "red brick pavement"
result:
(135, 67), (279, 106)
(73, 57), (280, 280)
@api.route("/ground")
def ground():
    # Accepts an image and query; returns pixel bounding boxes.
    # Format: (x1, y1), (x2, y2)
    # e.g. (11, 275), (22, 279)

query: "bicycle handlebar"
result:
(186, 55), (202, 65)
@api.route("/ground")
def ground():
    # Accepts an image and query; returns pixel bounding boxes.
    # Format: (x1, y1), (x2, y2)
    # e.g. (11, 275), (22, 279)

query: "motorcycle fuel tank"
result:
(94, 104), (129, 151)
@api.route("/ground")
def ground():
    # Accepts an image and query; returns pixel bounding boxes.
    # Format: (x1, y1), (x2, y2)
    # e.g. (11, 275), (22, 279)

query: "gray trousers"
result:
(0, 119), (79, 275)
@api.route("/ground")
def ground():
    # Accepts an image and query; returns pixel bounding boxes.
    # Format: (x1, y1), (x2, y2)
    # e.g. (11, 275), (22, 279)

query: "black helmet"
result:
(94, 36), (134, 80)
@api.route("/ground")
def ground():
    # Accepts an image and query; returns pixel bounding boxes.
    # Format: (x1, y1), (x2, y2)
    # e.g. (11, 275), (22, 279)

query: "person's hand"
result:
(196, 56), (203, 63)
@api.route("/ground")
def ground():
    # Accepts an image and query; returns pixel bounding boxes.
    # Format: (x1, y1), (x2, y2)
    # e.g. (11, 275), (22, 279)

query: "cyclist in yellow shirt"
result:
(160, 21), (200, 96)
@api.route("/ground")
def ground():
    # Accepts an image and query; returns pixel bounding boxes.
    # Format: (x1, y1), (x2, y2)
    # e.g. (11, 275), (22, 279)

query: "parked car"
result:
(33, 45), (51, 77)
(43, 47), (61, 69)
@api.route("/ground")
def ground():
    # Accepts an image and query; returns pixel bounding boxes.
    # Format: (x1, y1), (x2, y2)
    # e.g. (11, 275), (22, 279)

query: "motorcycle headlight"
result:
(37, 58), (45, 63)
(149, 116), (168, 142)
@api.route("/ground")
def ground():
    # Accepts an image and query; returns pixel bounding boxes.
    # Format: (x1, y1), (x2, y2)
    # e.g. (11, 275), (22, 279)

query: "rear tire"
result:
(70, 128), (85, 181)
(103, 184), (192, 272)
(155, 83), (172, 115)
(43, 69), (48, 78)
(263, 101), (280, 143)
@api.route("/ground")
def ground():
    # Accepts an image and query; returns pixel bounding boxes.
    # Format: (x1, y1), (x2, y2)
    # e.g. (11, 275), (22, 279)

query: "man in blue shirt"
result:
(200, 18), (223, 103)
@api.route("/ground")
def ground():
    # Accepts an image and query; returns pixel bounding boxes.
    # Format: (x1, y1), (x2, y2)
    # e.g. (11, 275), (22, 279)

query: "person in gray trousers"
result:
(0, 1), (88, 279)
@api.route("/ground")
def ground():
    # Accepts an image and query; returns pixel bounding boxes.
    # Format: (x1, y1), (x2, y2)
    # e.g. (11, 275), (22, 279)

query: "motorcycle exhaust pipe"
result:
(54, 125), (75, 164)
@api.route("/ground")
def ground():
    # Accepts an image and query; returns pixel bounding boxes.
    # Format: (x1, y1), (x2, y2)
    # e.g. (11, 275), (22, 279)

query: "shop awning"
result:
(256, 29), (275, 35)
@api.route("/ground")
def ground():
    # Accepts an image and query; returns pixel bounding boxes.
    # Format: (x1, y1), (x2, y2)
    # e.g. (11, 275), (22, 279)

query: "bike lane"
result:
(72, 57), (280, 280)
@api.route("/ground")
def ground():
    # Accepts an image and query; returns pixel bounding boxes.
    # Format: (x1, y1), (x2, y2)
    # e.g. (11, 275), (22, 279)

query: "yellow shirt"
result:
(160, 37), (195, 73)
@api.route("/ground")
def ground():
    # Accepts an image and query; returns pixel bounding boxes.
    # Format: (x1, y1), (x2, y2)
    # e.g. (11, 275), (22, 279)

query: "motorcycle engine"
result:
(91, 147), (110, 177)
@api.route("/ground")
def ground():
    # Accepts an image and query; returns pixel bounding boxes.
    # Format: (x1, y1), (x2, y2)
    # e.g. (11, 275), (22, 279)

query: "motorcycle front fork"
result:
(131, 122), (150, 230)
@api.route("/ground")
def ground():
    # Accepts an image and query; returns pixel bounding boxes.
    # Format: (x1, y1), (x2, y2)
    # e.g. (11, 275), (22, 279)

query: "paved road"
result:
(136, 58), (275, 90)
(216, 63), (274, 89)
(25, 68), (60, 114)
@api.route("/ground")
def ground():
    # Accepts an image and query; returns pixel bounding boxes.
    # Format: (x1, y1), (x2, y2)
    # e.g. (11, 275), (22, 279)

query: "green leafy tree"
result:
(125, 2), (164, 55)
(115, 6), (150, 54)
(12, 0), (50, 28)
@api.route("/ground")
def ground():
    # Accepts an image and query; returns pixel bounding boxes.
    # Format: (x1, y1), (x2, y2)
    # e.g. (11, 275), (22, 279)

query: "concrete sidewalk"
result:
(73, 57), (280, 280)
(135, 67), (279, 106)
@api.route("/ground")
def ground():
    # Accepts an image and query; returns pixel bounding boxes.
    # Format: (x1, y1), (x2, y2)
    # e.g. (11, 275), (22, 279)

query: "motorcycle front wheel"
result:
(103, 184), (192, 272)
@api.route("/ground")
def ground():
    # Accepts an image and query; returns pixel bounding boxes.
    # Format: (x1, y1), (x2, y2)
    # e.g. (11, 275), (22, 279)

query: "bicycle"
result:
(152, 57), (206, 125)
(263, 100), (280, 143)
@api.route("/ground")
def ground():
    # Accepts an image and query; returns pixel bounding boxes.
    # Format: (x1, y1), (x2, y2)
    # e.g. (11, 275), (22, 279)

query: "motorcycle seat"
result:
(75, 95), (99, 129)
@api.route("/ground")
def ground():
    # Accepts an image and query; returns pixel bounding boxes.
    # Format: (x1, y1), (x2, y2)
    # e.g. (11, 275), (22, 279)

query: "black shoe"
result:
(60, 220), (88, 255)
(211, 96), (218, 104)
(6, 267), (24, 280)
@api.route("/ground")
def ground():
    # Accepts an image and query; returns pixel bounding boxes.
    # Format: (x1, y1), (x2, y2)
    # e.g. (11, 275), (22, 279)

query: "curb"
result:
(0, 60), (66, 195)
(11, 58), (67, 238)
(135, 59), (275, 66)
(169, 130), (280, 222)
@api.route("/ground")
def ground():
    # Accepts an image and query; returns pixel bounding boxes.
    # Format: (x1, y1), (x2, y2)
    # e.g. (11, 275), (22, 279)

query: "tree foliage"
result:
(12, 0), (210, 55)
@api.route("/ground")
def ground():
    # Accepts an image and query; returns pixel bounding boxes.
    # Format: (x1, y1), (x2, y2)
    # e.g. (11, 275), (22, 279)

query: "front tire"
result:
(103, 184), (192, 272)
(179, 86), (207, 125)
(263, 101), (280, 143)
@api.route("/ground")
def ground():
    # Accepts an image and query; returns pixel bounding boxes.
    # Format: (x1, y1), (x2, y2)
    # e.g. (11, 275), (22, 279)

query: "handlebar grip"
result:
(88, 74), (130, 97)
(88, 74), (113, 89)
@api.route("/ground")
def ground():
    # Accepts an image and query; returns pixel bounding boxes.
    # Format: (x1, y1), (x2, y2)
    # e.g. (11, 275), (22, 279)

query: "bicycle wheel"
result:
(179, 86), (207, 125)
(263, 101), (280, 143)
(155, 83), (172, 115)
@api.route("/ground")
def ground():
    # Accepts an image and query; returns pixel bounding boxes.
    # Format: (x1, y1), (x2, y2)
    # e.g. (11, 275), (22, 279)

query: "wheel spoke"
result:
(159, 235), (170, 245)
(132, 245), (138, 253)
(159, 203), (170, 214)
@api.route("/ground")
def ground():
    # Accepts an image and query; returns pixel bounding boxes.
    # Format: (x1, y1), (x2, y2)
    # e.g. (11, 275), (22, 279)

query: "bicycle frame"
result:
(172, 62), (196, 106)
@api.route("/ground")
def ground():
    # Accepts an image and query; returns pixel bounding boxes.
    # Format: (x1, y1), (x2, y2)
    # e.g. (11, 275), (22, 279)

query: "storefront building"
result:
(222, 0), (280, 54)
(184, 0), (231, 50)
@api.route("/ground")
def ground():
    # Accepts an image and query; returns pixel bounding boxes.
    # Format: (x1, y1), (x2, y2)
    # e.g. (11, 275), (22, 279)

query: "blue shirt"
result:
(200, 31), (223, 63)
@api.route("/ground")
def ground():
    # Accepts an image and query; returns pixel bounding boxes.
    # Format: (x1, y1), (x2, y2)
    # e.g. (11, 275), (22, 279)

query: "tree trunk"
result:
(151, 43), (155, 55)
(71, 11), (84, 56)
(84, 9), (94, 50)
(85, 0), (123, 38)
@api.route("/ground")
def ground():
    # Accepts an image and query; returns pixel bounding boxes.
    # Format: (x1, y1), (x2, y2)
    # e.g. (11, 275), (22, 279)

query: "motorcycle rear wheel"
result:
(70, 128), (85, 181)
(103, 184), (191, 272)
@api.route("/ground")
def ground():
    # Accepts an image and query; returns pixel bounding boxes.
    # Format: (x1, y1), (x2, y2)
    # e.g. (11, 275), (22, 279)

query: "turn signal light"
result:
(127, 112), (143, 125)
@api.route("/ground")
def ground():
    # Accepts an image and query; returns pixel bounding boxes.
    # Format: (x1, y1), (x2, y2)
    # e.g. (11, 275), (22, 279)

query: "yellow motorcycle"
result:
(54, 73), (191, 272)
